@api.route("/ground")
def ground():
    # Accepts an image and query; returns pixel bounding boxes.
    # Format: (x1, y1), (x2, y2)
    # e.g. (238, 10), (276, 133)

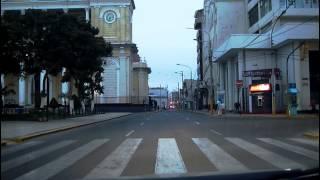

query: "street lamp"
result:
(187, 27), (215, 113)
(177, 64), (193, 110)
(175, 71), (184, 110)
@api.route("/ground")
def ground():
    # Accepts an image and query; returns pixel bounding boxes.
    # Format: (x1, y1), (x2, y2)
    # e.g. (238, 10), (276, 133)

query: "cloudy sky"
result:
(133, 0), (203, 92)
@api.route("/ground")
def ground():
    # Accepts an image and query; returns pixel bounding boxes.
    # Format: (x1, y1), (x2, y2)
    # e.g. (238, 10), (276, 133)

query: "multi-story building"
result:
(194, 9), (207, 110)
(149, 87), (169, 109)
(199, 0), (319, 113)
(182, 79), (198, 110)
(1, 0), (151, 111)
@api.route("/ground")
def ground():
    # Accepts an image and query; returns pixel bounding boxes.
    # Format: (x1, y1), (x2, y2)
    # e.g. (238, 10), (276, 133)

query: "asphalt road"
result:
(1, 111), (319, 180)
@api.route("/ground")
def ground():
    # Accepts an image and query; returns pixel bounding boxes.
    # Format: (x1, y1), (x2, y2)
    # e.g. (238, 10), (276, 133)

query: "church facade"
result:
(1, 0), (151, 107)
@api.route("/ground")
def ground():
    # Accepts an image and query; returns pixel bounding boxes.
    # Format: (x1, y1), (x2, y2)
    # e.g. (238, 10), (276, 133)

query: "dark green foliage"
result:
(1, 10), (112, 112)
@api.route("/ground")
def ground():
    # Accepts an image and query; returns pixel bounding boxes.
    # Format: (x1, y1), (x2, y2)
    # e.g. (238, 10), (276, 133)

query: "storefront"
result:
(243, 68), (281, 114)
(249, 83), (272, 113)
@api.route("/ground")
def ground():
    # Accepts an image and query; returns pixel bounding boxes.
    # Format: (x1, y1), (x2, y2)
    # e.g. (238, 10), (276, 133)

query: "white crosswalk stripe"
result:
(14, 139), (108, 180)
(1, 140), (74, 172)
(226, 138), (306, 170)
(2, 137), (318, 179)
(258, 138), (319, 160)
(1, 141), (43, 156)
(192, 138), (248, 172)
(85, 138), (142, 178)
(155, 138), (187, 175)
(289, 138), (319, 148)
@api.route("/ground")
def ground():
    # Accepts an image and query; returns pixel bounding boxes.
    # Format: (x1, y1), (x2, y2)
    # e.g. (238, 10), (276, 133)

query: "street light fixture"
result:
(175, 71), (184, 110)
(177, 64), (193, 110)
(186, 27), (215, 113)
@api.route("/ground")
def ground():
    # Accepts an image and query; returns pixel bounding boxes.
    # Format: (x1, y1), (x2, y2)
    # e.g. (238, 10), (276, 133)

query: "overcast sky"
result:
(133, 0), (203, 92)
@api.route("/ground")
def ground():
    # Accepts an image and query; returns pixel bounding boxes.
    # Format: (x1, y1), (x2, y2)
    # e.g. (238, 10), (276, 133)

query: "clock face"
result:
(104, 11), (117, 24)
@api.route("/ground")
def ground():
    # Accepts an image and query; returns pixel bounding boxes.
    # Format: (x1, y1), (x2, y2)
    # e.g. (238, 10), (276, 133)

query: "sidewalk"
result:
(190, 110), (319, 140)
(1, 112), (131, 145)
(191, 110), (319, 119)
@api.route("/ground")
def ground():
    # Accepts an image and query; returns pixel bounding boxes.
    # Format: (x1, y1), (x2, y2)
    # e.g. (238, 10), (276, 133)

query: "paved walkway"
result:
(190, 110), (319, 139)
(191, 110), (319, 119)
(1, 113), (131, 143)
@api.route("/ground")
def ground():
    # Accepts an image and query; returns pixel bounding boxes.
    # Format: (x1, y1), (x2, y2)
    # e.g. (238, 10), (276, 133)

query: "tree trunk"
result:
(0, 72), (3, 116)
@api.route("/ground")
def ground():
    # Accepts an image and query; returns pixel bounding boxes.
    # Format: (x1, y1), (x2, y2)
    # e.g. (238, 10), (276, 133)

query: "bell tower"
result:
(90, 0), (135, 43)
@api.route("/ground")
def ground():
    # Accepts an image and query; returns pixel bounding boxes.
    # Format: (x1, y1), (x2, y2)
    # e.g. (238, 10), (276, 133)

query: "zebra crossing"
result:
(1, 137), (319, 180)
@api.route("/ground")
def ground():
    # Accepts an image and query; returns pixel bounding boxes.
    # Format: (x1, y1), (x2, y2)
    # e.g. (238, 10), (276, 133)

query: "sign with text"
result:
(243, 68), (280, 78)
(236, 80), (243, 88)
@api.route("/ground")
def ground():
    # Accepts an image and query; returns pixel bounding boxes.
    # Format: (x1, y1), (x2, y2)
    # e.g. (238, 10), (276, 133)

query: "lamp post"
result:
(175, 71), (184, 110)
(177, 64), (193, 110)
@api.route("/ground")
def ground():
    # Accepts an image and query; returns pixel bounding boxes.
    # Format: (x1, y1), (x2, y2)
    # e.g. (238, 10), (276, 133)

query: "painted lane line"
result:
(226, 138), (306, 170)
(140, 122), (144, 126)
(1, 141), (43, 156)
(15, 139), (108, 180)
(192, 138), (248, 172)
(195, 121), (200, 125)
(155, 138), (187, 175)
(210, 129), (222, 136)
(1, 140), (74, 173)
(258, 138), (319, 161)
(289, 138), (319, 148)
(85, 138), (142, 178)
(125, 130), (135, 137)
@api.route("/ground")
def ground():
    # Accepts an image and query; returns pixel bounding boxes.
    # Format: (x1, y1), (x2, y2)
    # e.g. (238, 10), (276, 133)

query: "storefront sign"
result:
(243, 68), (280, 78)
(250, 83), (272, 93)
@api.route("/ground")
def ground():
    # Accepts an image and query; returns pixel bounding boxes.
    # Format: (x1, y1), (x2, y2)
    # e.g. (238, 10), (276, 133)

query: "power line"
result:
(247, 16), (318, 47)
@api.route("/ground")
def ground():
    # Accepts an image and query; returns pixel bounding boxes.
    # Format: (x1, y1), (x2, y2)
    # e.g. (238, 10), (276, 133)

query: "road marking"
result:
(192, 138), (248, 172)
(1, 141), (43, 156)
(15, 139), (108, 180)
(289, 138), (319, 148)
(258, 138), (319, 160)
(195, 121), (200, 125)
(125, 130), (135, 137)
(155, 138), (187, 175)
(226, 138), (306, 170)
(85, 138), (142, 178)
(210, 129), (222, 136)
(140, 122), (144, 126)
(1, 140), (74, 172)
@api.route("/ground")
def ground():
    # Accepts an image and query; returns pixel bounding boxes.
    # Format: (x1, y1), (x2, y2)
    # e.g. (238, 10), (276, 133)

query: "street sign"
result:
(236, 80), (243, 88)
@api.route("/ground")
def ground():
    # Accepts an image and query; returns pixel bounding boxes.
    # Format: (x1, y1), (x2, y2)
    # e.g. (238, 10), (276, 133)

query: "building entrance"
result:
(309, 51), (319, 111)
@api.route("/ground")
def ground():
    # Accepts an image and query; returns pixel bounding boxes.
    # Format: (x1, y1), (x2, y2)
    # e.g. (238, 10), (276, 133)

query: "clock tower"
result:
(90, 0), (137, 104)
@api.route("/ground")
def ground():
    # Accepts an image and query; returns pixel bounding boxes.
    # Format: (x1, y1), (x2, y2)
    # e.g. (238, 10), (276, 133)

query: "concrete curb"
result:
(303, 131), (319, 140)
(3, 113), (132, 144)
(188, 110), (319, 119)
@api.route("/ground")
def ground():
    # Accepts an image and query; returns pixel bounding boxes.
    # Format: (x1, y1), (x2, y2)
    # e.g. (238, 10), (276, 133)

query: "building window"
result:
(249, 4), (259, 27)
(260, 0), (272, 18)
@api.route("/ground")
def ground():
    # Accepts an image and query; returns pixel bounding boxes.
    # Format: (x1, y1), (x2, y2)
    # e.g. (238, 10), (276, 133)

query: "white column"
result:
(19, 78), (25, 106)
(21, 9), (25, 15)
(227, 60), (233, 110)
(63, 8), (68, 14)
(85, 8), (90, 22)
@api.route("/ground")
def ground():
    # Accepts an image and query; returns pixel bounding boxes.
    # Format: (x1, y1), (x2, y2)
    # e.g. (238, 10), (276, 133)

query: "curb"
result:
(188, 111), (319, 119)
(303, 131), (319, 140)
(4, 113), (132, 143)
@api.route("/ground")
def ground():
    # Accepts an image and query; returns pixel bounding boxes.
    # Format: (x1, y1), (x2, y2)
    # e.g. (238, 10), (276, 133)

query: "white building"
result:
(200, 0), (319, 113)
(1, 0), (151, 111)
(149, 87), (169, 109)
